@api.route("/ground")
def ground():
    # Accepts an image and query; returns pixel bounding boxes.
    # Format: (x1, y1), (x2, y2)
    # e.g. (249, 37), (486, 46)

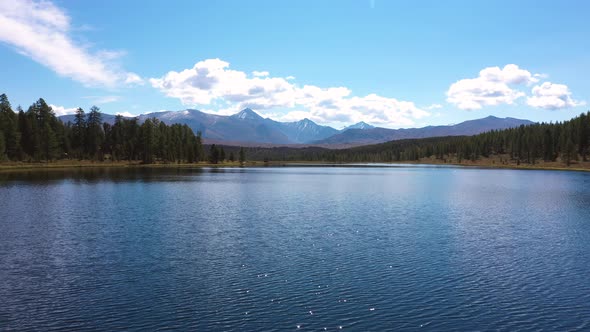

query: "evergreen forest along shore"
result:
(1, 93), (590, 171)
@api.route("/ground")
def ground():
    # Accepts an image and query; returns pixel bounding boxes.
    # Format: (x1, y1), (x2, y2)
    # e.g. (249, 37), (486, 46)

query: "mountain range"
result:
(59, 108), (533, 147)
(314, 116), (534, 146)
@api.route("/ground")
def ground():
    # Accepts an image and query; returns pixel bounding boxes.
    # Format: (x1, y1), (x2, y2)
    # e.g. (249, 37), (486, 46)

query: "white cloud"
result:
(286, 76), (296, 80)
(268, 110), (315, 122)
(97, 96), (119, 104)
(252, 70), (269, 77)
(150, 59), (297, 109)
(447, 64), (585, 111)
(0, 0), (140, 87)
(447, 64), (537, 110)
(199, 105), (244, 116)
(478, 64), (539, 85)
(124, 73), (144, 85)
(527, 82), (585, 110)
(425, 103), (442, 110)
(150, 58), (428, 127)
(83, 95), (120, 104)
(51, 104), (139, 118)
(49, 104), (77, 116)
(116, 111), (138, 117)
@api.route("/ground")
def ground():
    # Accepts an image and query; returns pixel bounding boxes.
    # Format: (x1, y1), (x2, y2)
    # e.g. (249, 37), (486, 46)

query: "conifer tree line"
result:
(0, 94), (205, 163)
(236, 111), (590, 166)
(2, 93), (589, 166)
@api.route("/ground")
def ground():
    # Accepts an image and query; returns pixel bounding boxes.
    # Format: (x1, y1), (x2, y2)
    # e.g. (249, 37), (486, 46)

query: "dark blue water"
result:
(1, 166), (589, 331)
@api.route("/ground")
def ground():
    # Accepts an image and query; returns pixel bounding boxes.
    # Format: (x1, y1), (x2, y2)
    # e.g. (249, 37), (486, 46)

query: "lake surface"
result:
(1, 166), (589, 331)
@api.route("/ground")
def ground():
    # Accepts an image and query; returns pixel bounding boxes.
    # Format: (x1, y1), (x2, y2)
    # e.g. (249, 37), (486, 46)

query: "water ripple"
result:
(1, 167), (590, 330)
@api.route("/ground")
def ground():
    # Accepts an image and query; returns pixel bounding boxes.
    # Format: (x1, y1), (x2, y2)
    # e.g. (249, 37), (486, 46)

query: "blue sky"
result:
(0, 0), (588, 128)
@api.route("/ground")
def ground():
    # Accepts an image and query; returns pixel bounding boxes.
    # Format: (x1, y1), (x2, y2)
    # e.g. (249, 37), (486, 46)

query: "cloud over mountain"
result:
(150, 58), (429, 127)
(527, 82), (585, 110)
(446, 64), (537, 110)
(447, 64), (582, 111)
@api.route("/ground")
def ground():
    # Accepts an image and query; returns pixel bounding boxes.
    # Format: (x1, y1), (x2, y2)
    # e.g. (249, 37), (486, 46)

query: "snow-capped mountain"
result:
(60, 109), (533, 147)
(342, 121), (375, 131)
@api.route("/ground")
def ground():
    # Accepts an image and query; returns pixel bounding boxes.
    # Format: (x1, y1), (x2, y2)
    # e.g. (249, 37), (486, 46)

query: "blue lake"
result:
(1, 166), (589, 331)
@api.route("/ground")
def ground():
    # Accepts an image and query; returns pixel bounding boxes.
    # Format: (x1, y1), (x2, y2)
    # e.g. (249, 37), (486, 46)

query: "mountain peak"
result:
(232, 108), (263, 120)
(343, 121), (375, 131)
(293, 118), (317, 130)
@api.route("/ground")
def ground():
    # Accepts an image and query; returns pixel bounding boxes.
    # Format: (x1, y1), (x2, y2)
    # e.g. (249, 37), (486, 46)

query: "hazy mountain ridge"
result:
(313, 116), (534, 145)
(60, 110), (533, 147)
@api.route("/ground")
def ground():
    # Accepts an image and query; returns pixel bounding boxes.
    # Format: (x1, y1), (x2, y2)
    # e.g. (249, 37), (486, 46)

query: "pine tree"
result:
(42, 122), (59, 160)
(140, 118), (157, 163)
(565, 137), (575, 166)
(111, 115), (125, 160)
(543, 128), (554, 161)
(102, 122), (113, 159)
(578, 112), (589, 161)
(36, 99), (59, 160)
(209, 144), (220, 164)
(73, 107), (87, 158)
(195, 131), (204, 162)
(0, 94), (21, 160)
(87, 106), (104, 160)
(239, 147), (246, 163)
(0, 130), (5, 160)
(25, 103), (42, 160)
(17, 108), (29, 159)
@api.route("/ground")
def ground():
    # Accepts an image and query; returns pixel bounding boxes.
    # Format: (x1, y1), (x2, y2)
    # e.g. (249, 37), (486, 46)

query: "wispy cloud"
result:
(252, 71), (269, 77)
(0, 0), (142, 87)
(82, 95), (121, 104)
(150, 58), (429, 127)
(425, 103), (442, 110)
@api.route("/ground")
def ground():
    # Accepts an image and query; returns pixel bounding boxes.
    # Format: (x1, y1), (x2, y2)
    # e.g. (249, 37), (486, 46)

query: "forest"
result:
(223, 112), (590, 167)
(1, 93), (589, 167)
(348, 110), (589, 166)
(0, 94), (206, 164)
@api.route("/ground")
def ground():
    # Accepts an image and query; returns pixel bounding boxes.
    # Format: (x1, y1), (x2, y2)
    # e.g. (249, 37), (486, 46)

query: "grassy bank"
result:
(1, 156), (590, 173)
(402, 155), (590, 172)
(0, 160), (257, 172)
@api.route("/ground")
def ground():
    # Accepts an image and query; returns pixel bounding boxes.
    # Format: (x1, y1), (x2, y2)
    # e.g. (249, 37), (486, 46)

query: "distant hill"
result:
(60, 110), (533, 147)
(313, 116), (534, 145)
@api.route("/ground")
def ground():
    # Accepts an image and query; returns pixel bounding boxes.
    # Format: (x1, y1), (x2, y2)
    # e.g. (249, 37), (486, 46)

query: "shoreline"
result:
(277, 160), (590, 173)
(1, 159), (590, 173)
